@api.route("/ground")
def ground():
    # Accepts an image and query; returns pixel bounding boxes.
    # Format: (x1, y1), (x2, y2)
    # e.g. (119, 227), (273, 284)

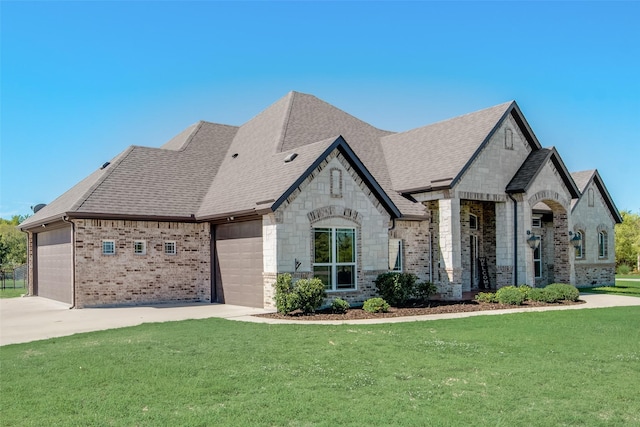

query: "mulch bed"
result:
(256, 299), (586, 321)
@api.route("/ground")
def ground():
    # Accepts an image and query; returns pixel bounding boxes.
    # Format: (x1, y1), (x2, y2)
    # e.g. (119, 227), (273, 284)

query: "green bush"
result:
(527, 288), (549, 302)
(274, 273), (299, 314)
(496, 286), (525, 305)
(331, 297), (350, 314)
(517, 285), (532, 299)
(414, 281), (437, 302)
(363, 297), (390, 313)
(475, 291), (497, 303)
(374, 272), (418, 306)
(617, 264), (631, 275)
(294, 278), (327, 314)
(273, 274), (326, 314)
(544, 283), (580, 302)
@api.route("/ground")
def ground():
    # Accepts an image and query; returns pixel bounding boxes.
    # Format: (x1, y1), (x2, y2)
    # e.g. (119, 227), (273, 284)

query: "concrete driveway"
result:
(2, 294), (640, 346)
(0, 297), (272, 346)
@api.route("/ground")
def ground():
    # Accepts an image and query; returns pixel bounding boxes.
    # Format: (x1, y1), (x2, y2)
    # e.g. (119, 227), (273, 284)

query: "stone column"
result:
(438, 198), (462, 299)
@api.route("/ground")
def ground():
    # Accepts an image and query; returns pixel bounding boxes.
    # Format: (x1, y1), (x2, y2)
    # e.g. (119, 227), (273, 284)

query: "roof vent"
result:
(100, 162), (110, 170)
(232, 153), (239, 159)
(284, 153), (298, 163)
(32, 203), (46, 213)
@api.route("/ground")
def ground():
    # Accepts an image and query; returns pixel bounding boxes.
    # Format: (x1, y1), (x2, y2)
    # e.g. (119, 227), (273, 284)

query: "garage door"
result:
(214, 220), (263, 308)
(36, 227), (73, 304)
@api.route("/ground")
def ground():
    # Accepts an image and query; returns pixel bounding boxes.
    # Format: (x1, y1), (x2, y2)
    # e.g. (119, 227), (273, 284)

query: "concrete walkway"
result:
(2, 294), (639, 346)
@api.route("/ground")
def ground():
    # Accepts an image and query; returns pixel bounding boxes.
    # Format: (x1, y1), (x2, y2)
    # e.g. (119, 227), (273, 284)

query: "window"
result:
(534, 243), (542, 278)
(469, 214), (478, 230)
(389, 239), (403, 272)
(134, 240), (146, 255)
(532, 216), (542, 228)
(575, 231), (584, 259)
(102, 240), (115, 255)
(313, 228), (356, 290)
(164, 241), (177, 255)
(599, 231), (608, 258)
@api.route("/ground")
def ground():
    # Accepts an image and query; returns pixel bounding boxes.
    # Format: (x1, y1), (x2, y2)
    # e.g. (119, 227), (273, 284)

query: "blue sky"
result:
(1, 1), (639, 218)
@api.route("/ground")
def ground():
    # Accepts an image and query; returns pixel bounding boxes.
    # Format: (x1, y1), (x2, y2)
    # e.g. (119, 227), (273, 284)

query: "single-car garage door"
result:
(214, 220), (263, 308)
(36, 227), (73, 304)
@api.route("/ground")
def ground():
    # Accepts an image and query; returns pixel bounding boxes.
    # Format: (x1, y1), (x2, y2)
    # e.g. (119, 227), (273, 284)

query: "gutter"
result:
(507, 194), (518, 286)
(61, 216), (76, 309)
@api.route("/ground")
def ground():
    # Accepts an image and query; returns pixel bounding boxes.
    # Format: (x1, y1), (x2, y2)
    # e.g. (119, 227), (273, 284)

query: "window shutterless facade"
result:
(102, 240), (115, 255)
(164, 241), (177, 255)
(534, 243), (542, 279)
(313, 227), (356, 291)
(389, 238), (403, 272)
(598, 231), (608, 258)
(575, 231), (584, 259)
(134, 240), (146, 255)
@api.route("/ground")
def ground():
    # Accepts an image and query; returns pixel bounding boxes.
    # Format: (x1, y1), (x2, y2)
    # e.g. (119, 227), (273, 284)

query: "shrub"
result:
(517, 285), (532, 299)
(475, 291), (497, 303)
(274, 273), (298, 314)
(374, 272), (418, 306)
(496, 286), (525, 305)
(363, 297), (390, 313)
(617, 264), (631, 275)
(331, 297), (350, 314)
(544, 283), (580, 302)
(414, 281), (437, 302)
(527, 287), (549, 302)
(294, 278), (327, 314)
(273, 274), (326, 314)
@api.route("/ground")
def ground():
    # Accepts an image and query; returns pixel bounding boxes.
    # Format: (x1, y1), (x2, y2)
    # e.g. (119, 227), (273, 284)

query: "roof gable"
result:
(571, 170), (622, 223)
(506, 147), (580, 199)
(382, 101), (540, 194)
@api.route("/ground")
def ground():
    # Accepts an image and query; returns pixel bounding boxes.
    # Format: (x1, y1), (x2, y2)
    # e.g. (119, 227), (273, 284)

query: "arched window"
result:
(598, 230), (608, 258)
(575, 230), (584, 259)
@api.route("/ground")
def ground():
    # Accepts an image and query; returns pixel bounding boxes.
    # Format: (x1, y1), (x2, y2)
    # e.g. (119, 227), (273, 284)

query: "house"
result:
(19, 92), (622, 308)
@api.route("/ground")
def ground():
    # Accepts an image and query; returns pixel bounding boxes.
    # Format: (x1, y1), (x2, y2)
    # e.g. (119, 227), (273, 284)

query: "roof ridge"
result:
(277, 91), (296, 153)
(72, 146), (136, 211)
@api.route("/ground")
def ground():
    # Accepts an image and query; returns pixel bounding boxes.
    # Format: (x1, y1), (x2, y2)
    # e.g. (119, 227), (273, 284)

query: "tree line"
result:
(0, 215), (28, 267)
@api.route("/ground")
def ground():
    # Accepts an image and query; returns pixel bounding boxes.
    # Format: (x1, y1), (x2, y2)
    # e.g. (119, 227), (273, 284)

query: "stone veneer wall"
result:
(390, 219), (431, 282)
(74, 219), (210, 308)
(575, 264), (615, 286)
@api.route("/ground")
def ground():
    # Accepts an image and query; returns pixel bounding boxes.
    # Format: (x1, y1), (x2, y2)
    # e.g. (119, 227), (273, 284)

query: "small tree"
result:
(616, 210), (640, 271)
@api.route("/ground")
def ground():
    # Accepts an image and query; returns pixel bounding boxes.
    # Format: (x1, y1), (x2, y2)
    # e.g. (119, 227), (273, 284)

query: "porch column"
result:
(438, 198), (462, 299)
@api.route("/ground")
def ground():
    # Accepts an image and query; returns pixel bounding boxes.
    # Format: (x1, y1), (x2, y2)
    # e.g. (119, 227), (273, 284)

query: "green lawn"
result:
(0, 281), (27, 298)
(581, 278), (640, 297)
(1, 307), (639, 426)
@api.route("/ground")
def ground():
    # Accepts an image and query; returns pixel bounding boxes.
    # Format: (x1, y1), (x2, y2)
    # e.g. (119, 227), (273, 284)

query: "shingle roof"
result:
(571, 170), (595, 193)
(381, 102), (516, 193)
(506, 147), (580, 199)
(197, 91), (422, 219)
(23, 92), (574, 229)
(20, 122), (238, 227)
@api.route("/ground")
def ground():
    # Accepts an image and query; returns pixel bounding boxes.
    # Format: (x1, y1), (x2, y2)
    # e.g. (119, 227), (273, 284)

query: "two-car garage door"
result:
(214, 220), (264, 308)
(35, 227), (73, 304)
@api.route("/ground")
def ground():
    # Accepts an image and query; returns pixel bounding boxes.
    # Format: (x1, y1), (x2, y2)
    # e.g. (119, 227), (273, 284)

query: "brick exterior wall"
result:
(74, 219), (210, 308)
(390, 219), (431, 282)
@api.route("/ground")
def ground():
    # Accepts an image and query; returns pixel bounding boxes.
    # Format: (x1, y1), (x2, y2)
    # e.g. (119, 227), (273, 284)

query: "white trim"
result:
(313, 227), (357, 291)
(164, 241), (177, 255)
(102, 240), (115, 255)
(133, 240), (146, 255)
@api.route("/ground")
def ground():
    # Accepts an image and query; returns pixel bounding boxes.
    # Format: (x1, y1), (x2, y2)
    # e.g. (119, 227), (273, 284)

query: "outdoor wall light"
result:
(526, 230), (541, 250)
(568, 231), (582, 249)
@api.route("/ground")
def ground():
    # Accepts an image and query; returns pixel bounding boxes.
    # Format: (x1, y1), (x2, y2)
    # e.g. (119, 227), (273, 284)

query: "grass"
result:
(581, 277), (640, 297)
(1, 307), (639, 426)
(0, 280), (26, 299)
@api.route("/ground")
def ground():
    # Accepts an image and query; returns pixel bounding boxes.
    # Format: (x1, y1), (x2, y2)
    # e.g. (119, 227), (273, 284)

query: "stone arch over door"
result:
(528, 191), (571, 285)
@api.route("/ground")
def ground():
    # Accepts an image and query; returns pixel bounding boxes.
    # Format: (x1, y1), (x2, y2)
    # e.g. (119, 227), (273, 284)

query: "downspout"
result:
(61, 216), (76, 309)
(507, 194), (518, 286)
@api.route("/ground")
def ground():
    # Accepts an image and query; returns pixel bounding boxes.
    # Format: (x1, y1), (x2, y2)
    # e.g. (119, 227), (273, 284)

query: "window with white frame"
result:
(534, 243), (542, 279)
(389, 238), (403, 272)
(102, 240), (115, 255)
(575, 230), (584, 259)
(313, 227), (356, 291)
(598, 231), (608, 258)
(134, 240), (146, 255)
(469, 214), (478, 230)
(164, 241), (177, 255)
